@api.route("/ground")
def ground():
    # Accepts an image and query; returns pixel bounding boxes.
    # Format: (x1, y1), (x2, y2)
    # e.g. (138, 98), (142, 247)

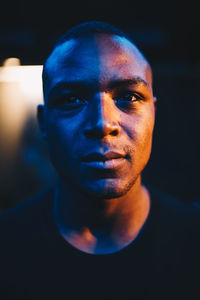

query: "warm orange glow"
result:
(0, 60), (43, 160)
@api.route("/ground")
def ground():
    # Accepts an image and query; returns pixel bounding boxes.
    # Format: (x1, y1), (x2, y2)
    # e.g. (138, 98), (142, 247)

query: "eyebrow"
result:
(48, 76), (149, 98)
(107, 77), (149, 90)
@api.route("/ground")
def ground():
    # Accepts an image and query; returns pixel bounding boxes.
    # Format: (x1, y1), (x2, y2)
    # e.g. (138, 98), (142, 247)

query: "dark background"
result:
(0, 0), (200, 210)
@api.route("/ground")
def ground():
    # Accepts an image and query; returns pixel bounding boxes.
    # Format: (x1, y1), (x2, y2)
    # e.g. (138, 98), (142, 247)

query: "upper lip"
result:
(81, 151), (126, 162)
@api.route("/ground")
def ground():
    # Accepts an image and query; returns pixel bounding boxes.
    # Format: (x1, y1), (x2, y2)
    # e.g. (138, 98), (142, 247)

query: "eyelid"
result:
(48, 92), (81, 108)
(114, 90), (145, 100)
(53, 91), (79, 101)
(127, 91), (144, 99)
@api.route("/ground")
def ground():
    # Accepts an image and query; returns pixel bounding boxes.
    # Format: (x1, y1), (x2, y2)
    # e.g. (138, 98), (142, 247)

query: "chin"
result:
(81, 177), (137, 200)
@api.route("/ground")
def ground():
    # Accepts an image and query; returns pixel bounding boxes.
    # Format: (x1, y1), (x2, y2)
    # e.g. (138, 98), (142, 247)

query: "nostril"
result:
(111, 129), (119, 136)
(84, 128), (119, 139)
(84, 122), (120, 139)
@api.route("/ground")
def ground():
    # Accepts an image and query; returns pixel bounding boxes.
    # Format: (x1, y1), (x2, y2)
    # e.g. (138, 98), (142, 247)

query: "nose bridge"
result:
(94, 91), (113, 124)
(84, 91), (120, 139)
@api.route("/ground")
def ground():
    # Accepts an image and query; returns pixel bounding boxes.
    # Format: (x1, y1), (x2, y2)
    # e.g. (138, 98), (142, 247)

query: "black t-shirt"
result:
(0, 187), (199, 299)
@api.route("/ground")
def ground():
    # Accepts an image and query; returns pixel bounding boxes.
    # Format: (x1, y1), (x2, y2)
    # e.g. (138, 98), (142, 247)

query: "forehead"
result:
(45, 34), (152, 91)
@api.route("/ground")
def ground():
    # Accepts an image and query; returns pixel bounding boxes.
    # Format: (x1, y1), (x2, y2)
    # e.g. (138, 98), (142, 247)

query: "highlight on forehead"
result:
(42, 33), (153, 99)
(43, 39), (77, 83)
(94, 34), (153, 84)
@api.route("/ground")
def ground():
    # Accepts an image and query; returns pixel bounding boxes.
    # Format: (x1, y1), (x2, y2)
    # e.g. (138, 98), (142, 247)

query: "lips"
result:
(81, 151), (127, 170)
(81, 151), (125, 162)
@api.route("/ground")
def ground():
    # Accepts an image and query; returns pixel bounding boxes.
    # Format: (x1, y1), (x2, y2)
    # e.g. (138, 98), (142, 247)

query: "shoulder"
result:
(0, 188), (54, 220)
(149, 185), (200, 224)
(0, 188), (55, 244)
(147, 187), (200, 296)
(148, 186), (200, 250)
(0, 189), (56, 297)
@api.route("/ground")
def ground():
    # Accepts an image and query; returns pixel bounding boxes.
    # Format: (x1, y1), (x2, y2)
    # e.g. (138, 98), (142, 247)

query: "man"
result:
(0, 21), (199, 299)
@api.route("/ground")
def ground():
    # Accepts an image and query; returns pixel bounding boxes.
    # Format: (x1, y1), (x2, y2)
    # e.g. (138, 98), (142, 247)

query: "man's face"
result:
(40, 34), (156, 199)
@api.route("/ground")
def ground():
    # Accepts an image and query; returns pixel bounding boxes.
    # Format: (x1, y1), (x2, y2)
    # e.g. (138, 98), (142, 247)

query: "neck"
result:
(53, 176), (150, 254)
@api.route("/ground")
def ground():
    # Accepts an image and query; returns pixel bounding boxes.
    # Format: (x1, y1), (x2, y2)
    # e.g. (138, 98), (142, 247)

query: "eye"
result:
(65, 95), (84, 104)
(57, 94), (87, 108)
(114, 92), (143, 103)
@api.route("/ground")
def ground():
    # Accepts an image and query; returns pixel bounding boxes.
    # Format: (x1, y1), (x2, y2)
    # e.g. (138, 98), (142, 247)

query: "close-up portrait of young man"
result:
(0, 20), (199, 299)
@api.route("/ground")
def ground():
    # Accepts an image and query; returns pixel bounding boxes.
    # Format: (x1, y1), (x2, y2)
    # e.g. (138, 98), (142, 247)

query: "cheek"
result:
(45, 113), (80, 160)
(124, 108), (155, 161)
(46, 111), (80, 142)
(136, 112), (155, 163)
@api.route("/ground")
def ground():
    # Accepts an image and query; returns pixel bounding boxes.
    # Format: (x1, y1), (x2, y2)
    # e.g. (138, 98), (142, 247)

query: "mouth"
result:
(81, 151), (127, 169)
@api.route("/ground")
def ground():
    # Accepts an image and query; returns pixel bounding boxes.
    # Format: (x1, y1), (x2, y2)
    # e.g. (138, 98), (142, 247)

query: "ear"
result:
(37, 104), (47, 140)
(153, 96), (157, 111)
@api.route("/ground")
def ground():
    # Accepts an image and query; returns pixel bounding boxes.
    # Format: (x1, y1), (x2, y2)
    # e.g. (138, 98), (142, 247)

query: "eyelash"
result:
(114, 91), (144, 103)
(57, 95), (86, 106)
(54, 91), (144, 110)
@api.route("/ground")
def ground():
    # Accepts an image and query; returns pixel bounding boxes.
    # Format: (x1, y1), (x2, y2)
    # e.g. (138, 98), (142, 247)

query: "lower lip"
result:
(82, 158), (126, 169)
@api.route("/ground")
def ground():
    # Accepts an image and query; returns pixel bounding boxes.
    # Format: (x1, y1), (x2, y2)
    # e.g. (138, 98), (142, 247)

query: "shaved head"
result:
(42, 21), (153, 101)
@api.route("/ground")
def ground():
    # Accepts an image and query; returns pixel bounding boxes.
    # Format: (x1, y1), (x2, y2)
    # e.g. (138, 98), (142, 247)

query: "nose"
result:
(84, 92), (120, 139)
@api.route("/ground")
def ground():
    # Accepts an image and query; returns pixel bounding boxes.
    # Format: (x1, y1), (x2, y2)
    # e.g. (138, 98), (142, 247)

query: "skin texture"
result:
(38, 34), (156, 254)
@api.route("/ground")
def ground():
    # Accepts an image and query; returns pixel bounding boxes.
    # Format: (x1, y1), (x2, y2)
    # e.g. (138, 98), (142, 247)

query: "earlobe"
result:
(37, 104), (47, 140)
(153, 96), (157, 111)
